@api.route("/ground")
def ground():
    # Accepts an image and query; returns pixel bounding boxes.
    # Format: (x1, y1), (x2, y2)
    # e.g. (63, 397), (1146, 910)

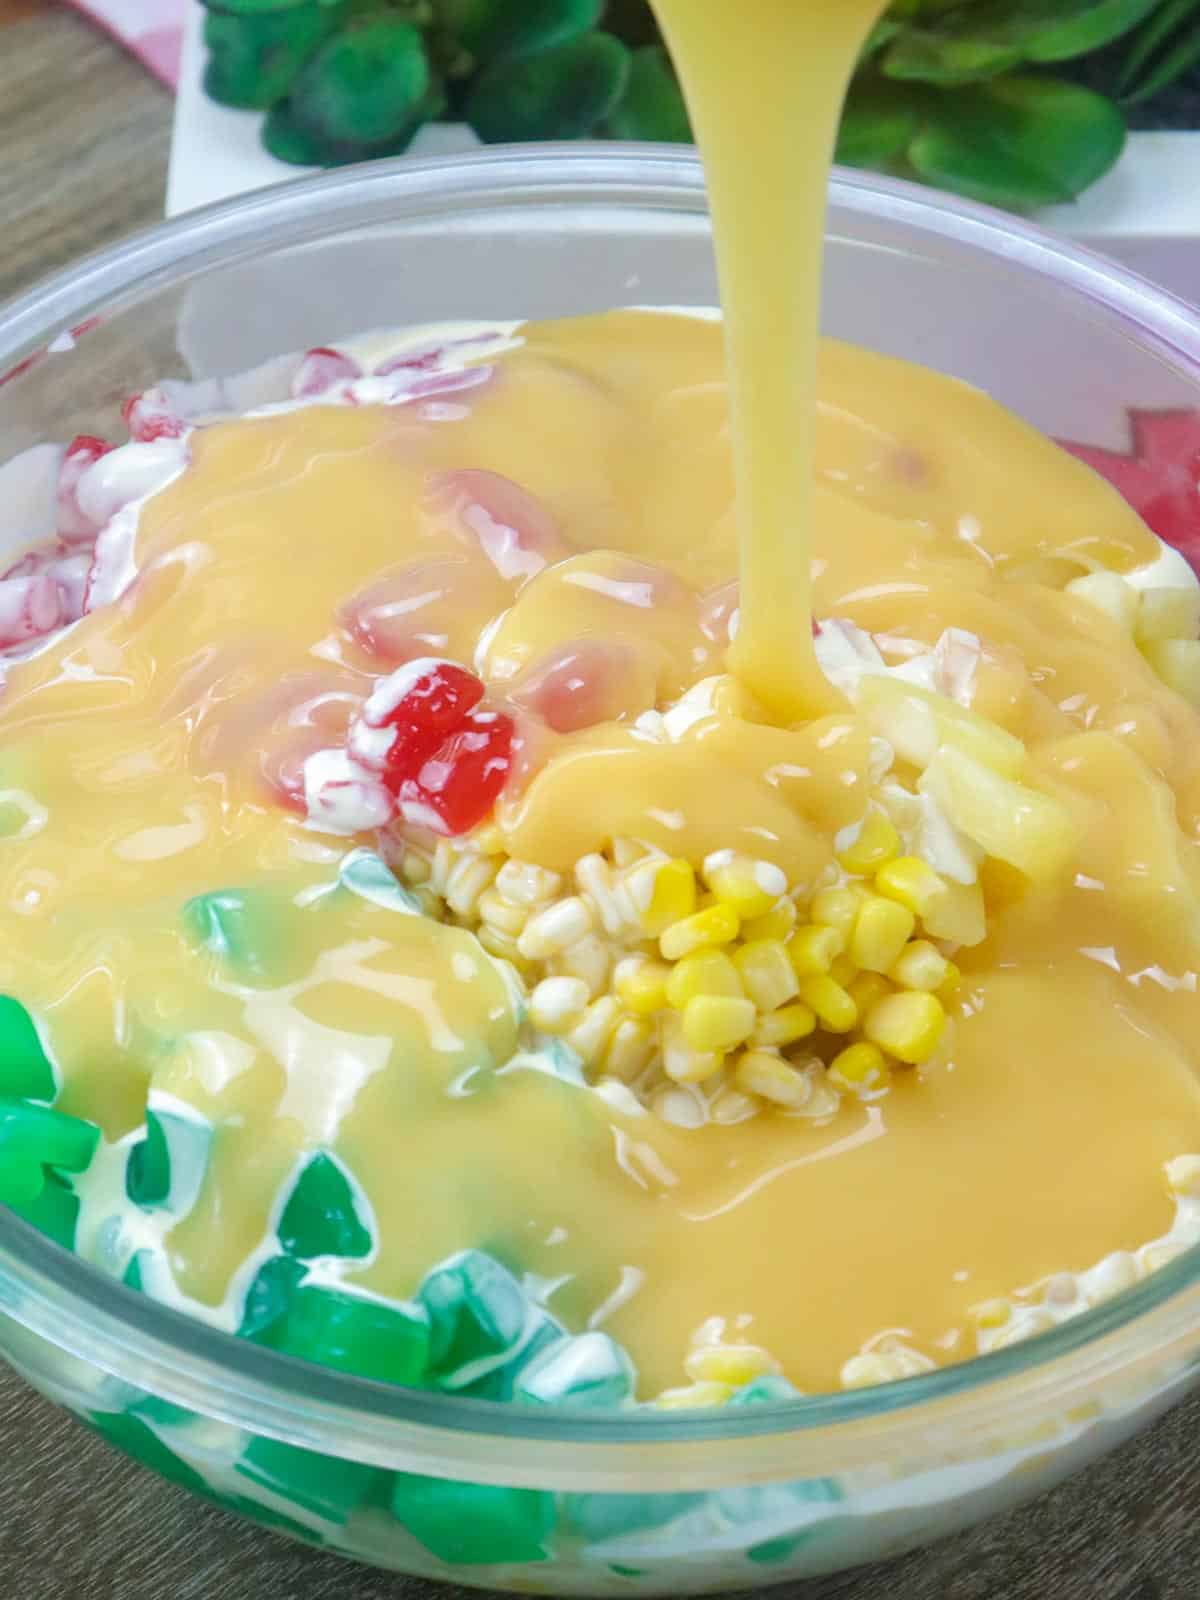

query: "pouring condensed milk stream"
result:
(651, 0), (888, 720)
(0, 0), (1196, 1402)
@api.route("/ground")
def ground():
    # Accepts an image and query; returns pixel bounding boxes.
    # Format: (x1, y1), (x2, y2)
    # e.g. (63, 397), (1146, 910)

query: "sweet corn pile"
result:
(387, 688), (1030, 1129)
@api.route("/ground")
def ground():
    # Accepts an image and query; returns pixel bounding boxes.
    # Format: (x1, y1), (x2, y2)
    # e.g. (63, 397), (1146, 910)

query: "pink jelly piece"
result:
(430, 469), (567, 583)
(292, 347), (363, 400)
(122, 389), (187, 444)
(1060, 409), (1200, 571)
(0, 574), (64, 649)
(512, 640), (650, 733)
(57, 434), (115, 541)
(373, 331), (506, 377)
(341, 557), (508, 665)
(363, 661), (486, 781)
(396, 709), (514, 836)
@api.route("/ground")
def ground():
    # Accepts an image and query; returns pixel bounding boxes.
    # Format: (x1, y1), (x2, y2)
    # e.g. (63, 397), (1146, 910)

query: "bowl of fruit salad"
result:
(2, 146), (1200, 1595)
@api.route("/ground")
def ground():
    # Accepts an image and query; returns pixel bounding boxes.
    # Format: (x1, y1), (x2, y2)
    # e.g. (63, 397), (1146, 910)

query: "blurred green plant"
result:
(200, 0), (1200, 209)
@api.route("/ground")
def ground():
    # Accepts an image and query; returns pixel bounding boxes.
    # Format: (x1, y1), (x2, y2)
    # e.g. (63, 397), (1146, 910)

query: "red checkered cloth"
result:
(67, 0), (185, 88)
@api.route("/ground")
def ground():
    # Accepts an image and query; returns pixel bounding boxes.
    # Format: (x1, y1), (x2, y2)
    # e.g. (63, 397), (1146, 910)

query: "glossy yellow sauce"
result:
(3, 307), (1200, 1391)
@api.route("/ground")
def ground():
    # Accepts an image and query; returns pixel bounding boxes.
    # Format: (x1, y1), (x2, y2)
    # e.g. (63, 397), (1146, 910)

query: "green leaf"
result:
(465, 32), (630, 142)
(884, 0), (1166, 84)
(436, 0), (602, 65)
(291, 16), (433, 146)
(907, 75), (1127, 211)
(203, 5), (347, 110)
(607, 45), (691, 141)
(1120, 0), (1200, 102)
(838, 77), (923, 168)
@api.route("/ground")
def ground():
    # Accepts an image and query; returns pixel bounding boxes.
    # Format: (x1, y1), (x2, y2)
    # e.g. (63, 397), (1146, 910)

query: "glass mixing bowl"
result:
(1, 148), (1200, 1596)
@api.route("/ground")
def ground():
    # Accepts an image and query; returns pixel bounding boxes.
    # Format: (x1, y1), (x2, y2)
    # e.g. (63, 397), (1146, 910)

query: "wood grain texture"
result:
(1, 12), (1199, 1600)
(0, 8), (170, 304)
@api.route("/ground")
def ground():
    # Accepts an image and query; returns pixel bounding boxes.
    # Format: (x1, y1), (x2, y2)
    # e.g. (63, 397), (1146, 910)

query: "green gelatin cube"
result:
(277, 1151), (372, 1260)
(262, 98), (336, 165)
(465, 31), (630, 143)
(126, 1105), (212, 1216)
(271, 1285), (431, 1385)
(203, 5), (347, 111)
(0, 996), (55, 1102)
(728, 1374), (801, 1406)
(0, 1098), (99, 1205)
(238, 1434), (377, 1523)
(337, 848), (421, 916)
(7, 1171), (78, 1250)
(122, 1251), (149, 1292)
(515, 1331), (635, 1409)
(182, 887), (289, 981)
(238, 1254), (308, 1344)
(88, 1411), (210, 1497)
(456, 1308), (563, 1401)
(564, 1490), (702, 1543)
(390, 1474), (555, 1565)
(417, 1250), (529, 1386)
(202, 0), (319, 14)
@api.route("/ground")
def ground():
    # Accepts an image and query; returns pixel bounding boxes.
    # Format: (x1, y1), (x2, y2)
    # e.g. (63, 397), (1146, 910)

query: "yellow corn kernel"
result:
(655, 1381), (733, 1410)
(742, 898), (798, 944)
(972, 1299), (1012, 1332)
(685, 1343), (779, 1386)
(889, 939), (952, 993)
(529, 976), (590, 1033)
(786, 923), (844, 977)
(704, 853), (788, 920)
(660, 903), (740, 962)
(848, 971), (892, 1017)
(921, 879), (987, 948)
(662, 1013), (725, 1085)
(399, 851), (432, 886)
(797, 974), (858, 1033)
(469, 822), (507, 856)
(604, 1016), (656, 1081)
(837, 811), (901, 876)
(709, 1085), (762, 1125)
(828, 1041), (889, 1093)
(634, 858), (697, 936)
(752, 1002), (817, 1047)
(410, 886), (440, 918)
(809, 885), (867, 940)
(682, 995), (757, 1054)
(476, 924), (533, 975)
(614, 955), (671, 1016)
(666, 949), (744, 1010)
(734, 1049), (813, 1108)
(565, 996), (621, 1069)
(937, 960), (962, 1004)
(850, 894), (916, 974)
(733, 940), (799, 1012)
(875, 856), (948, 919)
(476, 886), (528, 937)
(829, 952), (858, 989)
(863, 991), (946, 1065)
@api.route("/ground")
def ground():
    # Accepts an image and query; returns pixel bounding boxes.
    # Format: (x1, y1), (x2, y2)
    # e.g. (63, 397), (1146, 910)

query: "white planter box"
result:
(168, 0), (1200, 306)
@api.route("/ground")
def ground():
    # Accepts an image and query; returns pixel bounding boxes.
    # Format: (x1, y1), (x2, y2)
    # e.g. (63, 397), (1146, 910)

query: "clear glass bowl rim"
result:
(2, 144), (1200, 1490)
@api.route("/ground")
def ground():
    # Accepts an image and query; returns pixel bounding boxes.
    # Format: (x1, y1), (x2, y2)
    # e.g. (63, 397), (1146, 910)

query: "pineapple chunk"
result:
(1136, 587), (1200, 647)
(857, 676), (1025, 778)
(922, 878), (987, 948)
(1065, 572), (1138, 632)
(919, 747), (1077, 884)
(1141, 638), (1200, 708)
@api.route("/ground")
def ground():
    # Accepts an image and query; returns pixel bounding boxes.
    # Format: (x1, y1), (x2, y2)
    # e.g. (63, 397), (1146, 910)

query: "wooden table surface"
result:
(2, 6), (1200, 1600)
